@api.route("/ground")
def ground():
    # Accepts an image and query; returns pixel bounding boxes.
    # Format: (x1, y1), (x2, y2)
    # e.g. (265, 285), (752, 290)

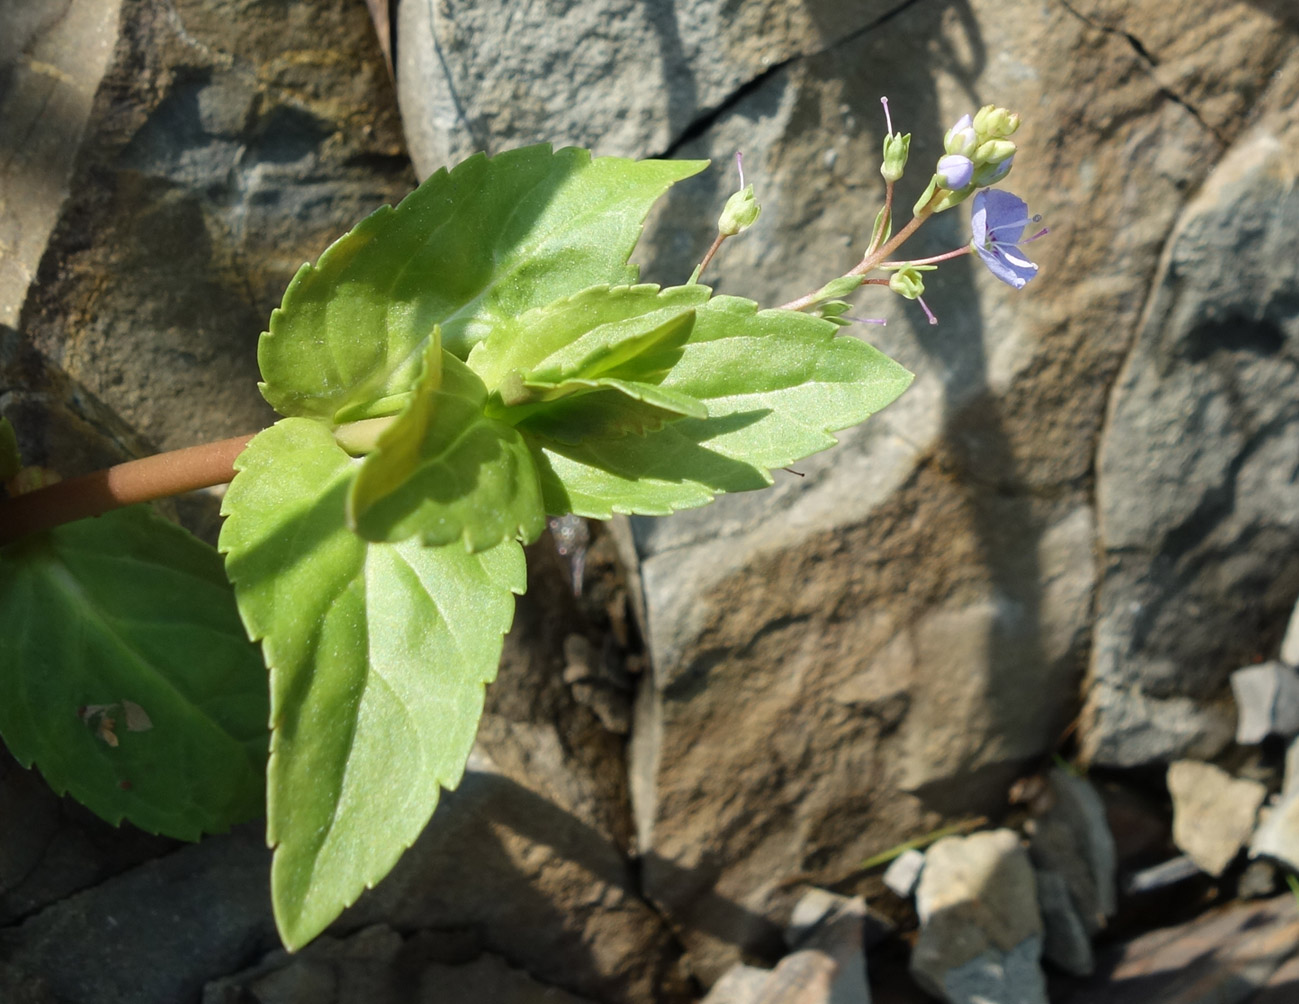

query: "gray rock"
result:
(0, 0), (123, 328)
(935, 937), (1048, 1004)
(1066, 895), (1299, 1004)
(15, 0), (415, 456)
(1083, 114), (1299, 767)
(1237, 859), (1278, 899)
(340, 748), (684, 1004)
(0, 824), (276, 1004)
(394, 0), (881, 174)
(702, 964), (773, 1004)
(1167, 760), (1266, 876)
(202, 924), (599, 1004)
(911, 830), (1046, 1004)
(705, 895), (874, 1003)
(882, 849), (926, 901)
(1124, 855), (1202, 895)
(1250, 793), (1299, 872)
(1025, 768), (1116, 934)
(1230, 661), (1299, 743)
(1035, 869), (1093, 977)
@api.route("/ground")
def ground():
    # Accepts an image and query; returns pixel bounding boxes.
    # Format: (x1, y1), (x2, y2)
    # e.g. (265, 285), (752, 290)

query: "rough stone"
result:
(395, 0), (882, 175)
(1035, 868), (1093, 977)
(0, 823), (276, 1004)
(1167, 760), (1266, 877)
(13, 0), (415, 457)
(1057, 895), (1299, 1004)
(1250, 793), (1299, 872)
(337, 748), (687, 1004)
(1083, 108), (1299, 767)
(1025, 769), (1116, 934)
(701, 964), (772, 1004)
(1231, 661), (1299, 743)
(911, 830), (1046, 1003)
(202, 924), (599, 1004)
(0, 0), (124, 328)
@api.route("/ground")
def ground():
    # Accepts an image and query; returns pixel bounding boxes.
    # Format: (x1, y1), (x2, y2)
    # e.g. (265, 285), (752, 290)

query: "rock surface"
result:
(1057, 895), (1299, 1004)
(1084, 103), (1299, 767)
(911, 829), (1047, 1004)
(1025, 769), (1117, 935)
(1167, 760), (1266, 877)
(202, 924), (599, 1004)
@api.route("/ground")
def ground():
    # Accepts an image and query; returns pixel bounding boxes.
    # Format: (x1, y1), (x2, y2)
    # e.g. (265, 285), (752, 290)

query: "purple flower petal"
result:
(970, 189), (1043, 289)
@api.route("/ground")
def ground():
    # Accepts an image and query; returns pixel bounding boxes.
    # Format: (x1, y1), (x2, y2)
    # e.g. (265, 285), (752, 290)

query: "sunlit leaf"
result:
(347, 336), (546, 548)
(468, 283), (709, 391)
(220, 418), (524, 949)
(259, 146), (707, 423)
(530, 295), (915, 517)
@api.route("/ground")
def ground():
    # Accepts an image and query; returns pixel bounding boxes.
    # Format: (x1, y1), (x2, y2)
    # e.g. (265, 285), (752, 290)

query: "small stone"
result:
(912, 830), (1046, 1004)
(1025, 769), (1116, 933)
(1124, 854), (1202, 894)
(1238, 859), (1278, 899)
(938, 937), (1047, 1004)
(1281, 595), (1299, 667)
(1250, 791), (1299, 871)
(1167, 760), (1267, 877)
(699, 964), (770, 1004)
(1230, 662), (1299, 743)
(882, 849), (926, 900)
(786, 888), (850, 948)
(1035, 868), (1094, 976)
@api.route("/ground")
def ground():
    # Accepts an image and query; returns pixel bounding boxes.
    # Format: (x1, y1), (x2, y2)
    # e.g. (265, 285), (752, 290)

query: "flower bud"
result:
(881, 131), (911, 182)
(944, 114), (978, 157)
(973, 105), (1020, 138)
(971, 155), (1014, 188)
(718, 184), (761, 236)
(973, 138), (1016, 166)
(888, 266), (927, 300)
(936, 154), (974, 190)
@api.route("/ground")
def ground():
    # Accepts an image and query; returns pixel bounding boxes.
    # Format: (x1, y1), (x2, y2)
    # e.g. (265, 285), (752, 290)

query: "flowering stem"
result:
(881, 245), (972, 268)
(776, 189), (945, 312)
(693, 233), (727, 282)
(0, 433), (255, 545)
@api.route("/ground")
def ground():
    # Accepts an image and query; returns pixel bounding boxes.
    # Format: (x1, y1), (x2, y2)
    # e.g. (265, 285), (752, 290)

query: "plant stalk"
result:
(0, 433), (255, 545)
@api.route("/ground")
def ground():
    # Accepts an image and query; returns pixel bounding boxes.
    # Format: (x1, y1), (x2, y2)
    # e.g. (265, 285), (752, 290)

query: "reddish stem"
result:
(695, 233), (727, 281)
(0, 433), (255, 545)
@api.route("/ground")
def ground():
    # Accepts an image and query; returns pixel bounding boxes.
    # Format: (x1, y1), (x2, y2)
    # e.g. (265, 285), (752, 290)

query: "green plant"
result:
(0, 102), (1042, 947)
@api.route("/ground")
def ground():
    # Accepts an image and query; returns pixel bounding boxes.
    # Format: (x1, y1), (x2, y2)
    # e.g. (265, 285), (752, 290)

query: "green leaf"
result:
(220, 418), (524, 949)
(467, 283), (710, 391)
(258, 146), (707, 423)
(347, 334), (546, 548)
(516, 377), (706, 444)
(530, 294), (914, 517)
(0, 507), (268, 840)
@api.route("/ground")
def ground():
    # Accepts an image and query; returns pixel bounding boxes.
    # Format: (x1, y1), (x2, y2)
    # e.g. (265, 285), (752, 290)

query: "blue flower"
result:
(970, 190), (1047, 289)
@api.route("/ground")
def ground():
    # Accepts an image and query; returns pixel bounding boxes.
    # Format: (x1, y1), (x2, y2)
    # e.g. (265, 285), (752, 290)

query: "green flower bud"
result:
(889, 266), (927, 300)
(718, 184), (761, 236)
(816, 275), (866, 301)
(973, 138), (1016, 166)
(973, 105), (1021, 138)
(881, 131), (911, 182)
